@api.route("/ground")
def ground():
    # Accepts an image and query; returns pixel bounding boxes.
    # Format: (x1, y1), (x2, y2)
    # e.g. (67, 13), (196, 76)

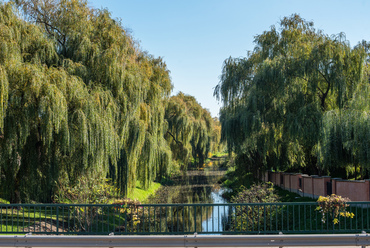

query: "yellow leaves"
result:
(317, 195), (328, 202)
(316, 194), (354, 224)
(333, 218), (339, 225)
(340, 212), (354, 218)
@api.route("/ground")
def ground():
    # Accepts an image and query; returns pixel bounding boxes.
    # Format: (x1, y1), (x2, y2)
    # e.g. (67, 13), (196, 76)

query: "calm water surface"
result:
(147, 158), (230, 233)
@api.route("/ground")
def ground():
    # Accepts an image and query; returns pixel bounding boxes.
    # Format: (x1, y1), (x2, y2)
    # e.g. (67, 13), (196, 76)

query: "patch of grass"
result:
(274, 186), (315, 202)
(127, 181), (162, 203)
(212, 152), (228, 158)
(221, 167), (255, 200)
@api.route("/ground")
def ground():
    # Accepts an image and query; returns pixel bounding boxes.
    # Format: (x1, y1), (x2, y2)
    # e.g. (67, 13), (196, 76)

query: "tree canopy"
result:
(165, 92), (216, 169)
(0, 0), (221, 203)
(215, 14), (370, 179)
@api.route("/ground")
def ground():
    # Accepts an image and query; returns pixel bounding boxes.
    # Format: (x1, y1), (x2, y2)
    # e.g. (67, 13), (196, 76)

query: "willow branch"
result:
(166, 131), (182, 145)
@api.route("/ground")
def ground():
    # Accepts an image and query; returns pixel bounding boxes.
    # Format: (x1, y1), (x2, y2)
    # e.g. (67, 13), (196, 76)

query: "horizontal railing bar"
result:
(1, 202), (370, 236)
(0, 234), (369, 247)
(1, 201), (370, 207)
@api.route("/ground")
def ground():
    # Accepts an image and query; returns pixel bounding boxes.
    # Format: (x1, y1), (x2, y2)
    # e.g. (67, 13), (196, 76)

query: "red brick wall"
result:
(263, 171), (370, 201)
(269, 172), (276, 185)
(312, 177), (327, 197)
(290, 174), (302, 191)
(303, 176), (313, 195)
(276, 172), (282, 186)
(334, 180), (370, 201)
(283, 174), (291, 191)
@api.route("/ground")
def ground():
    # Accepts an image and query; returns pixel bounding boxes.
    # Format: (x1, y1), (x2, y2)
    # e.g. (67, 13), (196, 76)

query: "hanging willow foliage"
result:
(0, 0), (176, 202)
(215, 14), (369, 178)
(165, 92), (214, 168)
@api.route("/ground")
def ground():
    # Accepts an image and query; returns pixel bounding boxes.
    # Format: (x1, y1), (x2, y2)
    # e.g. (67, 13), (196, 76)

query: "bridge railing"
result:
(1, 202), (370, 235)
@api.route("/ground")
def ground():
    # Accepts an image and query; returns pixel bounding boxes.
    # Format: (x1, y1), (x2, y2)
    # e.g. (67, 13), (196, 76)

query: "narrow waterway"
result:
(147, 157), (230, 233)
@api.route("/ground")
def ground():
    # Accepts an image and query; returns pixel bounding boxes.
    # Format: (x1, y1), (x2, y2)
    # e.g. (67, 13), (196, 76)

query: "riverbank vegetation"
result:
(215, 14), (370, 182)
(222, 171), (314, 203)
(221, 155), (315, 202)
(0, 0), (223, 203)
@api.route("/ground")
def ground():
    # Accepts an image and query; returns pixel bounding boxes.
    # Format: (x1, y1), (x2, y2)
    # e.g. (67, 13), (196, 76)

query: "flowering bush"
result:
(316, 194), (354, 224)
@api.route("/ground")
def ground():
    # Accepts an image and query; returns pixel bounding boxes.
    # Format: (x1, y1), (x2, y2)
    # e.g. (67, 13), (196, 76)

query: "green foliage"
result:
(0, 0), (174, 203)
(165, 92), (217, 169)
(230, 183), (280, 232)
(54, 175), (119, 204)
(0, 0), (223, 203)
(274, 187), (314, 202)
(215, 14), (370, 178)
(127, 181), (161, 203)
(231, 182), (280, 204)
(212, 151), (228, 158)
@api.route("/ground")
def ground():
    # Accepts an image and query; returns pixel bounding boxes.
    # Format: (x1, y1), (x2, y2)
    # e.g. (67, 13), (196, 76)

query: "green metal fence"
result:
(1, 202), (370, 235)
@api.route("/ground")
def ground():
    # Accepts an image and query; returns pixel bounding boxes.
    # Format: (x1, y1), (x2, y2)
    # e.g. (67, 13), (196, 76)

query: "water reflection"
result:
(147, 158), (230, 233)
(201, 188), (229, 233)
(148, 167), (227, 204)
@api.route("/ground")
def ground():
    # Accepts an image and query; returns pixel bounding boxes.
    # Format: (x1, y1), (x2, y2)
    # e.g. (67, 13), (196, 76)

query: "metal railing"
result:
(0, 234), (370, 247)
(1, 202), (370, 235)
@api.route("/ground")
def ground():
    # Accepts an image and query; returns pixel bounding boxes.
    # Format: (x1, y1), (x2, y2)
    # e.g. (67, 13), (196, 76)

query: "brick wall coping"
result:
(333, 179), (370, 183)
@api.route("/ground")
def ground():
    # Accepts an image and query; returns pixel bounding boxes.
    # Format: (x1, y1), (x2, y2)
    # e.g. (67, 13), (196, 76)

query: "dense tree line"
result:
(0, 0), (221, 203)
(165, 92), (217, 169)
(215, 14), (370, 179)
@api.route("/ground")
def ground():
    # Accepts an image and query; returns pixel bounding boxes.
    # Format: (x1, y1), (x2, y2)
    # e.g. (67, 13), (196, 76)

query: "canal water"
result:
(147, 158), (230, 233)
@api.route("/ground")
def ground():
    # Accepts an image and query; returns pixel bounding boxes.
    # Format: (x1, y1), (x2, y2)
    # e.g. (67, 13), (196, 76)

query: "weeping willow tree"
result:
(210, 117), (224, 154)
(0, 0), (174, 202)
(319, 61), (370, 178)
(215, 14), (368, 179)
(165, 92), (214, 169)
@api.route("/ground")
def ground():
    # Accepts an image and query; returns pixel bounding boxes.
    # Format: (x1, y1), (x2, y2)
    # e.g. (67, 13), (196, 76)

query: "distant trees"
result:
(165, 92), (216, 169)
(0, 0), (221, 203)
(215, 14), (370, 179)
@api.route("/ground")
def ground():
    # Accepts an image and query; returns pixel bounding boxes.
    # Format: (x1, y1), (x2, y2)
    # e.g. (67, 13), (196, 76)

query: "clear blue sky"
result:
(88, 0), (370, 117)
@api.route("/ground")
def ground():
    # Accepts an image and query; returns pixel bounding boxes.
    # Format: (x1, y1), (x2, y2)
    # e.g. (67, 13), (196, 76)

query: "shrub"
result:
(54, 175), (119, 204)
(231, 182), (280, 203)
(316, 194), (354, 224)
(229, 182), (280, 232)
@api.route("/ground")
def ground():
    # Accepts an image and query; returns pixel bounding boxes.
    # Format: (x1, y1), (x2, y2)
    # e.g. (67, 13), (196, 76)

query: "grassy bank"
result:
(275, 186), (315, 202)
(220, 166), (254, 200)
(127, 181), (162, 203)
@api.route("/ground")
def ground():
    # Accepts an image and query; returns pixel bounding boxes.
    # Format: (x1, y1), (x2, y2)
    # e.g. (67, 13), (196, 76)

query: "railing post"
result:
(264, 205), (266, 233)
(56, 206), (59, 234)
(194, 205), (197, 233)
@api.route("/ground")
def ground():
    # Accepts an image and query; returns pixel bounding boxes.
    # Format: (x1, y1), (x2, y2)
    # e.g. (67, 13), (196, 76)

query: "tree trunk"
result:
(10, 170), (21, 203)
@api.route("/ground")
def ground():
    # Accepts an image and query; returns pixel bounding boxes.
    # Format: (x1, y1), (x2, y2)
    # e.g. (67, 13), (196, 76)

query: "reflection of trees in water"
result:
(148, 169), (226, 204)
(134, 204), (214, 234)
(143, 163), (228, 233)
